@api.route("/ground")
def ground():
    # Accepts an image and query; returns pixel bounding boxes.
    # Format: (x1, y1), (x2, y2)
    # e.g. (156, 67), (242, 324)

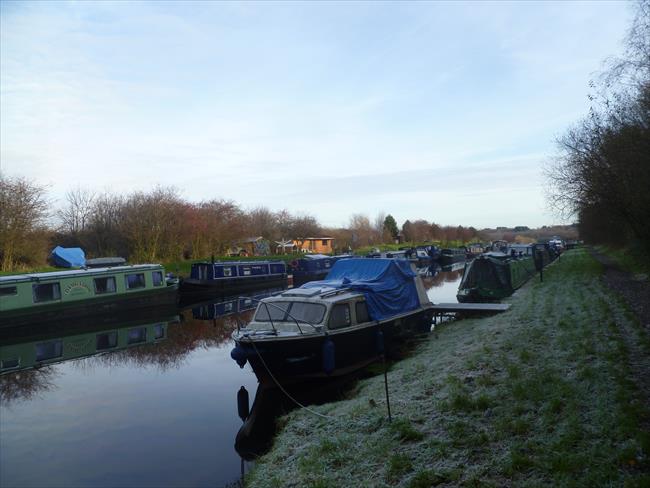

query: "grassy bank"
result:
(246, 249), (649, 487)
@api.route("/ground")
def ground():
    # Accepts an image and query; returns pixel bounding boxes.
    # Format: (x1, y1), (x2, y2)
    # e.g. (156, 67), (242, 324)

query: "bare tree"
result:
(0, 176), (49, 271)
(58, 186), (95, 235)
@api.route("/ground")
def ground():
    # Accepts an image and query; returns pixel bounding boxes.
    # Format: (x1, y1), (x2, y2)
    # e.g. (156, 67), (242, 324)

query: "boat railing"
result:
(235, 297), (323, 336)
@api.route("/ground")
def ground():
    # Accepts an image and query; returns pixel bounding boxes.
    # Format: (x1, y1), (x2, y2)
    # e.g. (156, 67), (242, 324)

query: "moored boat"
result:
(456, 252), (536, 303)
(230, 258), (433, 385)
(0, 265), (179, 327)
(438, 247), (467, 266)
(181, 260), (287, 295)
(289, 254), (352, 287)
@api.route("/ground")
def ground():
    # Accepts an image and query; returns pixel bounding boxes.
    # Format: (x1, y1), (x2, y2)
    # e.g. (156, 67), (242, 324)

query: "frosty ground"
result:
(246, 249), (650, 487)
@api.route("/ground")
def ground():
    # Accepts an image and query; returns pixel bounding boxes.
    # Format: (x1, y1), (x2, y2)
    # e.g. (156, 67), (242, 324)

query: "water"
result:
(0, 266), (466, 488)
(421, 262), (466, 303)
(0, 300), (262, 488)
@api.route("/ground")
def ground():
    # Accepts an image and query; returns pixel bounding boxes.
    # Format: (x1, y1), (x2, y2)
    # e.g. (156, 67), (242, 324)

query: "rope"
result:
(249, 340), (336, 420)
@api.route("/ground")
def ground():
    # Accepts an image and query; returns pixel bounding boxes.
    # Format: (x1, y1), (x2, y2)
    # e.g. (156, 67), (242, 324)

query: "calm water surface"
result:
(0, 300), (261, 488)
(0, 265), (465, 488)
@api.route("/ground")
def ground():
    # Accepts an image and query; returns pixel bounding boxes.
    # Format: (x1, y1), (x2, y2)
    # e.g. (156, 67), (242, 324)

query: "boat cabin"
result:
(0, 264), (172, 315)
(239, 287), (372, 336)
(189, 261), (287, 281)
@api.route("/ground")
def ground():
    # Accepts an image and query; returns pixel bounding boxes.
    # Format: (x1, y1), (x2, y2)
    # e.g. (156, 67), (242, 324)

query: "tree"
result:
(546, 1), (650, 248)
(0, 176), (49, 271)
(383, 215), (399, 242)
(58, 187), (95, 235)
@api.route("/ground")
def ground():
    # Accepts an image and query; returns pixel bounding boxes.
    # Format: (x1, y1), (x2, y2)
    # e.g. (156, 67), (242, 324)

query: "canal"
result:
(0, 264), (464, 487)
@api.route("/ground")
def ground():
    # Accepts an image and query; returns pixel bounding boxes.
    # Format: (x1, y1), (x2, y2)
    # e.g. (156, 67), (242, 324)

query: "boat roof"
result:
(0, 264), (163, 285)
(267, 286), (363, 303)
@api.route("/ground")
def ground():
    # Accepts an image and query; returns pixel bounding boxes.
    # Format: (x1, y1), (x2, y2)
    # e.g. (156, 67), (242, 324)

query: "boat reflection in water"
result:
(234, 373), (366, 460)
(188, 287), (287, 322)
(420, 262), (466, 304)
(0, 312), (180, 405)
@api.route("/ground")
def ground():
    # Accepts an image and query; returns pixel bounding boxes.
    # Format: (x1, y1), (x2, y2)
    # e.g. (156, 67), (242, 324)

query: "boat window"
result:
(1, 358), (20, 370)
(329, 304), (351, 329)
(125, 273), (146, 290)
(154, 324), (166, 340)
(35, 340), (63, 361)
(153, 324), (165, 340)
(223, 267), (232, 277)
(94, 276), (116, 294)
(127, 327), (147, 344)
(355, 301), (370, 323)
(254, 301), (326, 324)
(152, 271), (164, 286)
(96, 332), (118, 350)
(0, 286), (17, 296)
(32, 283), (61, 303)
(254, 301), (291, 322)
(241, 267), (251, 276)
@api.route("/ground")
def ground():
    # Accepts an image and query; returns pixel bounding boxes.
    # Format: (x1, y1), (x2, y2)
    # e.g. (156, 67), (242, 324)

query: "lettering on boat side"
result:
(64, 281), (91, 296)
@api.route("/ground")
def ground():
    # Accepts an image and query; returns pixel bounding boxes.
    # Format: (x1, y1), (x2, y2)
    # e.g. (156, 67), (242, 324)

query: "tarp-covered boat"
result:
(231, 258), (433, 385)
(457, 252), (536, 303)
(49, 246), (85, 268)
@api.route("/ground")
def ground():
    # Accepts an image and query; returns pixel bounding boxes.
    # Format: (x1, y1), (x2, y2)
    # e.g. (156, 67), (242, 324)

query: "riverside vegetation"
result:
(245, 249), (650, 487)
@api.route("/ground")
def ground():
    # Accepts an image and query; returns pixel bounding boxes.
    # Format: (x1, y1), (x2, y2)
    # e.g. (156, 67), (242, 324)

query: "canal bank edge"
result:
(245, 249), (650, 487)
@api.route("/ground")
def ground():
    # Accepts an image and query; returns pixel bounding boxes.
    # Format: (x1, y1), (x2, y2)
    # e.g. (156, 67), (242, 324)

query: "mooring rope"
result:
(249, 340), (336, 420)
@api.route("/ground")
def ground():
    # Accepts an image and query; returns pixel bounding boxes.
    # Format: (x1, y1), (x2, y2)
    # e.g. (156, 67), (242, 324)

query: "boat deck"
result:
(431, 302), (510, 323)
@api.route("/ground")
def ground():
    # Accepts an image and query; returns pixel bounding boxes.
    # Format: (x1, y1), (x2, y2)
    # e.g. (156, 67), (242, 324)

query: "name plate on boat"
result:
(64, 281), (91, 296)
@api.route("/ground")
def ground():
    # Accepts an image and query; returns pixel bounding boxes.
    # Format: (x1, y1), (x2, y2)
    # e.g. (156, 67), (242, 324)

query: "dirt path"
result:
(589, 247), (650, 450)
(590, 248), (650, 330)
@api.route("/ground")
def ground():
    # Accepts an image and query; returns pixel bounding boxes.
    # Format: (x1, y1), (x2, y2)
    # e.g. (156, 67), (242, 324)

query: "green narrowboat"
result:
(456, 252), (536, 303)
(0, 264), (179, 326)
(0, 316), (179, 374)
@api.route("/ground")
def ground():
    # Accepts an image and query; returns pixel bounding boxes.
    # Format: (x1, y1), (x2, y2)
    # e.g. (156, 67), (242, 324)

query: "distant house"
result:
(293, 237), (335, 254)
(230, 237), (270, 256)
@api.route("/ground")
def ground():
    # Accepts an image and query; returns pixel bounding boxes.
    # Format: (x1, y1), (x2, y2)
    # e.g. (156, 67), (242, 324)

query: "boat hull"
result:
(0, 284), (179, 328)
(180, 275), (288, 295)
(438, 254), (467, 266)
(233, 309), (432, 386)
(291, 270), (329, 287)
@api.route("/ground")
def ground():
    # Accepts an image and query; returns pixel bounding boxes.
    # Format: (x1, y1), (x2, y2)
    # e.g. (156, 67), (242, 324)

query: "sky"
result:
(0, 0), (633, 229)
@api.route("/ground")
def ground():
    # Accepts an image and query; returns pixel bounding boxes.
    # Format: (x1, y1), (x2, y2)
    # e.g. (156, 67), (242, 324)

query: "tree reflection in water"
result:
(0, 309), (255, 405)
(0, 367), (59, 405)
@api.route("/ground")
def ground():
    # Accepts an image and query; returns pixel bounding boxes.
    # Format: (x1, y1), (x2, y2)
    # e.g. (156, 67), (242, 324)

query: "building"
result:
(293, 237), (335, 254)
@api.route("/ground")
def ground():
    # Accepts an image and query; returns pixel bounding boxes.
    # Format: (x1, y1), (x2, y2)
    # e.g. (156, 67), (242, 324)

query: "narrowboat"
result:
(231, 258), (434, 385)
(438, 247), (467, 266)
(456, 252), (536, 303)
(181, 261), (287, 295)
(0, 265), (179, 327)
(290, 254), (353, 287)
(0, 315), (179, 375)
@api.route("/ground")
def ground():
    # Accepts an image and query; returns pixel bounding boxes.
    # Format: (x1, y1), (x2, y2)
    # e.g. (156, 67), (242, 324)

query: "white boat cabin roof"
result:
(269, 286), (363, 304)
(0, 264), (163, 285)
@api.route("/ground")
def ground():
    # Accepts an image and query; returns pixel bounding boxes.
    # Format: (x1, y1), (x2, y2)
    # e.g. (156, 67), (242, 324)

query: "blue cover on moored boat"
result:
(301, 258), (420, 321)
(50, 246), (86, 268)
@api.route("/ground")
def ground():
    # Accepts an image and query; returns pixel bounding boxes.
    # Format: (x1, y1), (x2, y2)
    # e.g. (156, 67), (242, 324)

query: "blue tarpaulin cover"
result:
(301, 258), (420, 321)
(50, 246), (86, 268)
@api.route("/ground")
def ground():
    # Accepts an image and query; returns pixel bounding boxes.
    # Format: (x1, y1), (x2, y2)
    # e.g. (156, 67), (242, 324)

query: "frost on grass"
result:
(246, 250), (650, 487)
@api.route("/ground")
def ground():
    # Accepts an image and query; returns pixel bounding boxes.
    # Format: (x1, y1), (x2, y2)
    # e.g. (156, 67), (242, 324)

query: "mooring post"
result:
(540, 267), (543, 283)
(383, 354), (392, 422)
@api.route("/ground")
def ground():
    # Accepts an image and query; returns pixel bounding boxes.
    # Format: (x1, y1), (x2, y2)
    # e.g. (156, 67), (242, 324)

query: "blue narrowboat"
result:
(181, 261), (288, 294)
(290, 254), (354, 287)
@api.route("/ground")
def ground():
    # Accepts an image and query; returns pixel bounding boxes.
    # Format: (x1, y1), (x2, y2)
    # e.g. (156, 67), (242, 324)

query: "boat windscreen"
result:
(254, 301), (326, 324)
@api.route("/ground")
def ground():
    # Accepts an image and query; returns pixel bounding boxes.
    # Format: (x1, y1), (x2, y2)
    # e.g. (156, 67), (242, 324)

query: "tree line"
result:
(546, 0), (650, 253)
(0, 177), (479, 271)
